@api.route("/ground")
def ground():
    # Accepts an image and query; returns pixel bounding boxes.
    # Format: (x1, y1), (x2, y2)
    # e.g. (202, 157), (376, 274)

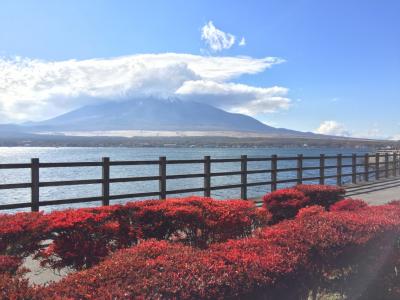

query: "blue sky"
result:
(0, 0), (399, 139)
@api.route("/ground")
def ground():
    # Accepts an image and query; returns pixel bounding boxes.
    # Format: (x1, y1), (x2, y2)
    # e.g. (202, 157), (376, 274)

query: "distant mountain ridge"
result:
(19, 98), (316, 137)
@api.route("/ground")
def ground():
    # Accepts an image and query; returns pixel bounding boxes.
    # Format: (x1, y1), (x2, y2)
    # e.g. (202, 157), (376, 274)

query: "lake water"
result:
(0, 147), (371, 212)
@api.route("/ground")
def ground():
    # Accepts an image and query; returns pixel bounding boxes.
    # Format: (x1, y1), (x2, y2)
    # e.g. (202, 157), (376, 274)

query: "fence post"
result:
(240, 155), (248, 200)
(297, 154), (303, 185)
(319, 154), (325, 185)
(31, 158), (40, 212)
(375, 153), (380, 180)
(394, 153), (398, 177)
(271, 155), (278, 192)
(102, 157), (110, 206)
(159, 156), (167, 200)
(364, 154), (369, 182)
(385, 153), (389, 178)
(397, 153), (400, 176)
(204, 156), (211, 197)
(337, 154), (342, 186)
(352, 154), (357, 184)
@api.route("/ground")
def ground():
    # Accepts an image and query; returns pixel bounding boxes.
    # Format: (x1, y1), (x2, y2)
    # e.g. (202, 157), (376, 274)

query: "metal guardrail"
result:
(0, 152), (399, 211)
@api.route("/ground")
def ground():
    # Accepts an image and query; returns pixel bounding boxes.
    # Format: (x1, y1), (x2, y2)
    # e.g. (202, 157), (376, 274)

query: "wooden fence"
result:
(0, 152), (399, 211)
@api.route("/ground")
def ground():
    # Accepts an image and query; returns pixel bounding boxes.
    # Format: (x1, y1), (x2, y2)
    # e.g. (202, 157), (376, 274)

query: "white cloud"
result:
(201, 21), (236, 52)
(239, 37), (246, 46)
(0, 53), (287, 122)
(315, 121), (350, 136)
(176, 80), (290, 116)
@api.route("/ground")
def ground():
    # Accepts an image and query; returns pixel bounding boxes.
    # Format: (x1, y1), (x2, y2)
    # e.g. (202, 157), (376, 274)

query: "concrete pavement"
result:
(345, 177), (400, 205)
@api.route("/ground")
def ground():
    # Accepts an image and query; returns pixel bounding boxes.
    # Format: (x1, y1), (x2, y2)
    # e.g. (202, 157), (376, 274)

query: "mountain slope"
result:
(26, 98), (312, 136)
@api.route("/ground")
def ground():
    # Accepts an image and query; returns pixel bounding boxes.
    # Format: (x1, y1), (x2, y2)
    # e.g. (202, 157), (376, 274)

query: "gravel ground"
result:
(23, 256), (71, 285)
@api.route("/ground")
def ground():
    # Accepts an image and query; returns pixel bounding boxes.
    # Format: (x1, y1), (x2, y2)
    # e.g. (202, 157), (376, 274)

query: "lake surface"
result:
(0, 147), (371, 212)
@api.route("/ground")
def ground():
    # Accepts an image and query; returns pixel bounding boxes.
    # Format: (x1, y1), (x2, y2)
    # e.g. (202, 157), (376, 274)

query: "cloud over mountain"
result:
(176, 81), (290, 116)
(0, 53), (288, 122)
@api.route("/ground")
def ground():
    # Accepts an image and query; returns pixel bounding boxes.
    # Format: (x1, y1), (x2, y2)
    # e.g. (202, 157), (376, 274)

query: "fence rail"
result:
(0, 152), (400, 211)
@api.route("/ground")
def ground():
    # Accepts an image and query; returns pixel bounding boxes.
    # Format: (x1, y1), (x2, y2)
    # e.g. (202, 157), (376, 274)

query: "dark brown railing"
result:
(0, 152), (399, 211)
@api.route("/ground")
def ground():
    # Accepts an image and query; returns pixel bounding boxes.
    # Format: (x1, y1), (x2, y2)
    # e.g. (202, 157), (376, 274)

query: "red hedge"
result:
(2, 189), (400, 299)
(122, 197), (270, 247)
(37, 206), (124, 270)
(263, 185), (346, 223)
(0, 197), (270, 271)
(36, 239), (306, 299)
(330, 198), (368, 211)
(296, 205), (325, 219)
(0, 273), (35, 300)
(0, 255), (22, 275)
(0, 255), (33, 299)
(389, 200), (400, 206)
(0, 212), (46, 257)
(263, 188), (309, 222)
(294, 184), (345, 208)
(34, 204), (400, 299)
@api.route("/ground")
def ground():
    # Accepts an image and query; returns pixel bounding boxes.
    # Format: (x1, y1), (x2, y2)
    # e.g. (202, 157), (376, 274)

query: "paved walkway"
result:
(345, 177), (400, 205)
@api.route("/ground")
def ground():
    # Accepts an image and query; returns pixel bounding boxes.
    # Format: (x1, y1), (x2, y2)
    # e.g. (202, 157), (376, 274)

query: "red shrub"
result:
(294, 184), (345, 208)
(3, 189), (400, 299)
(0, 212), (47, 257)
(0, 256), (33, 299)
(255, 205), (400, 299)
(330, 198), (368, 212)
(388, 200), (400, 206)
(0, 273), (36, 300)
(35, 197), (269, 270)
(37, 205), (134, 270)
(118, 197), (270, 248)
(263, 188), (310, 222)
(37, 239), (307, 299)
(296, 205), (325, 219)
(36, 205), (400, 299)
(0, 255), (22, 274)
(262, 185), (345, 223)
